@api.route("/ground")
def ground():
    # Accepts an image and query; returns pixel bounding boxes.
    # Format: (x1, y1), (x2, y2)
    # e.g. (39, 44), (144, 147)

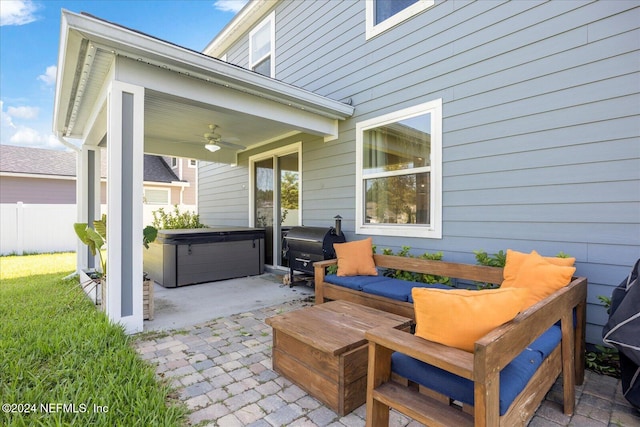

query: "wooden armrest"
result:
(314, 259), (338, 269)
(475, 276), (586, 368)
(314, 259), (338, 304)
(366, 326), (474, 380)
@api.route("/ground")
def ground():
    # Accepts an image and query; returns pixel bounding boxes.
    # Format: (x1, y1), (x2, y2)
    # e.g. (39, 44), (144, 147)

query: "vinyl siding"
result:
(200, 0), (640, 345)
(198, 162), (250, 226)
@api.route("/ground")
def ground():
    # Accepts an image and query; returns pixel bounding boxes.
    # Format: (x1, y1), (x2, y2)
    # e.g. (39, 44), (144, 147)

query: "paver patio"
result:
(134, 296), (640, 427)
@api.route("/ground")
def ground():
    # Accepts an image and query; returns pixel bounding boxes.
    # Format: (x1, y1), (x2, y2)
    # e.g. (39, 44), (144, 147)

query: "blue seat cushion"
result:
(532, 324), (562, 359)
(363, 279), (453, 302)
(391, 325), (561, 415)
(324, 274), (388, 291)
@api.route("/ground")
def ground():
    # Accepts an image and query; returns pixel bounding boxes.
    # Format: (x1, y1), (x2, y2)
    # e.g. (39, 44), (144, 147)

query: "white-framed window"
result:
(250, 11), (275, 77)
(171, 157), (178, 168)
(188, 159), (197, 168)
(143, 188), (170, 205)
(356, 99), (442, 238)
(365, 0), (434, 39)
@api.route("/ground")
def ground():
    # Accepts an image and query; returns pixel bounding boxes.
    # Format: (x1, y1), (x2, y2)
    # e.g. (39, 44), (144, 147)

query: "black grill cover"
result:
(603, 258), (640, 409)
(284, 226), (345, 275)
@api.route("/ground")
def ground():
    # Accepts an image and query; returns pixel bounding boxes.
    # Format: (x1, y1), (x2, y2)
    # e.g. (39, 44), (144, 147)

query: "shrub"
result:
(152, 205), (206, 229)
(473, 249), (507, 268)
(586, 345), (620, 378)
(586, 295), (620, 378)
(380, 246), (451, 286)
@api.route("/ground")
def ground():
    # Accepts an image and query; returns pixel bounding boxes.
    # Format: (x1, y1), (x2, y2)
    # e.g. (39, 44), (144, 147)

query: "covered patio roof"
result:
(53, 9), (353, 333)
(54, 10), (354, 163)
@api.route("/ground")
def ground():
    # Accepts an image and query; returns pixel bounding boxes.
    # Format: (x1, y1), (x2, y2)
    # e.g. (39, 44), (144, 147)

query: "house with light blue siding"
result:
(53, 1), (638, 336)
(197, 0), (640, 345)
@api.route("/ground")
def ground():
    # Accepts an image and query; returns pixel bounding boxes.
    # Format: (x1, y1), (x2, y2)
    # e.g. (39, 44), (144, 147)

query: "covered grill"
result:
(283, 216), (345, 286)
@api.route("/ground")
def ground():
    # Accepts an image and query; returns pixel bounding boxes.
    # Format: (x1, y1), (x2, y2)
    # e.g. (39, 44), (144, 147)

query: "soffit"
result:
(143, 89), (300, 152)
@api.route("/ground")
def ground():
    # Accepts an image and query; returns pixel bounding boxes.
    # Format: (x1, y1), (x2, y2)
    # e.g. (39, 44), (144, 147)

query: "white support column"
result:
(76, 146), (101, 274)
(106, 80), (145, 334)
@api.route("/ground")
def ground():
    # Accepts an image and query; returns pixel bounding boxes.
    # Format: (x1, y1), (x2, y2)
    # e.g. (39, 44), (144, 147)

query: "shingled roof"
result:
(0, 144), (77, 177)
(0, 144), (181, 183)
(143, 154), (182, 183)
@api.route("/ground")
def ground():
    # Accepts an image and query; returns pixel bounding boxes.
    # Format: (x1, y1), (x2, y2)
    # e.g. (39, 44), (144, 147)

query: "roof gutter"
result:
(56, 133), (80, 152)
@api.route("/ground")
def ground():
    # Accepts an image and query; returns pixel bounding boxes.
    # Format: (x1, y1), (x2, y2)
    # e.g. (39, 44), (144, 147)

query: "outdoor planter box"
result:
(143, 227), (265, 288)
(143, 278), (154, 320)
(79, 268), (103, 306)
(80, 270), (153, 319)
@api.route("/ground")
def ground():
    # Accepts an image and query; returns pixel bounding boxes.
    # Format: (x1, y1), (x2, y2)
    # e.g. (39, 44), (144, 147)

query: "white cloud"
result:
(38, 65), (57, 86)
(214, 0), (249, 13)
(8, 126), (58, 149)
(7, 105), (39, 120)
(10, 127), (41, 144)
(1, 101), (17, 129)
(1, 102), (56, 148)
(0, 0), (39, 26)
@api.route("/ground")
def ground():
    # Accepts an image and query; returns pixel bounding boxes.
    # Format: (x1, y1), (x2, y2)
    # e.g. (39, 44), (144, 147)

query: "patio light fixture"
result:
(205, 143), (221, 152)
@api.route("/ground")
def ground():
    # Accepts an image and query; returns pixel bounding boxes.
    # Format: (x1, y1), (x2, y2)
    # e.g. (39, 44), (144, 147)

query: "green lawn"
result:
(0, 253), (186, 426)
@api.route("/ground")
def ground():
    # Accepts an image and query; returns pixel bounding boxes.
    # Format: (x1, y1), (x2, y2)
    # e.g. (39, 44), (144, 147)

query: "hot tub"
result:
(143, 227), (265, 288)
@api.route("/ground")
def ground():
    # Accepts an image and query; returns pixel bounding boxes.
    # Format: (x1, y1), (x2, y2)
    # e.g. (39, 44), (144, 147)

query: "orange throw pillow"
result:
(508, 251), (576, 308)
(333, 237), (378, 276)
(502, 249), (575, 288)
(412, 287), (529, 353)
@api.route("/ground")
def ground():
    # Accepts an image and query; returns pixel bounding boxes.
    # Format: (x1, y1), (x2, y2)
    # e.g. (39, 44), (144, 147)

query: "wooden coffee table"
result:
(265, 300), (413, 415)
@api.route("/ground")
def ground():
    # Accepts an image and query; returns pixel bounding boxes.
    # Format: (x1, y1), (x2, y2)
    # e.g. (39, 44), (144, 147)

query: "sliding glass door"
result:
(252, 145), (300, 267)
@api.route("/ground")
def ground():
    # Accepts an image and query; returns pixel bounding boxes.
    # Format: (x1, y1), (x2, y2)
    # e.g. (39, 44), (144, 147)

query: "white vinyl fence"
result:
(0, 203), (77, 255)
(1, 203), (196, 255)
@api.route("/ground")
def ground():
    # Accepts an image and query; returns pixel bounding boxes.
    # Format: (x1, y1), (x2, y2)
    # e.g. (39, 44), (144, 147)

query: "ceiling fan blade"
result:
(216, 140), (246, 150)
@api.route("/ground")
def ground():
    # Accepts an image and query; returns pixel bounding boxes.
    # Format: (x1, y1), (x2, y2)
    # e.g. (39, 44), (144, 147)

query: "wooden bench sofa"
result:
(314, 254), (587, 426)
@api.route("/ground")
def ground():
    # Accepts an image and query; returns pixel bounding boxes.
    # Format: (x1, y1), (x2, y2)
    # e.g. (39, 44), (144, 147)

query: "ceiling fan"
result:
(202, 124), (245, 152)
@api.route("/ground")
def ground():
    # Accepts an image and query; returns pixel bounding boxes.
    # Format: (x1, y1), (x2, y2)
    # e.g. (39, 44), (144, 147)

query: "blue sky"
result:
(0, 0), (248, 151)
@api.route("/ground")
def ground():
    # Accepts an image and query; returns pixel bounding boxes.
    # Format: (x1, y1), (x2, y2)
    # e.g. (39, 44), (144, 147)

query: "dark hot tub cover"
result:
(603, 258), (640, 409)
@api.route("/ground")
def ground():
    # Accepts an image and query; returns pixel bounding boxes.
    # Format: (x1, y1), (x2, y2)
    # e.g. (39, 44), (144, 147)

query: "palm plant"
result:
(74, 214), (158, 277)
(74, 214), (107, 276)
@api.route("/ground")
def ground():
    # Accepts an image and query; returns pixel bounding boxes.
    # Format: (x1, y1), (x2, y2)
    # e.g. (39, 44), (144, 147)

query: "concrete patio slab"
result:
(144, 273), (313, 331)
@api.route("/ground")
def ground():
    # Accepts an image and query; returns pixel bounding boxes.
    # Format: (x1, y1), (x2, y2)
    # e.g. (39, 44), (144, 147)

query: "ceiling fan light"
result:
(205, 143), (220, 152)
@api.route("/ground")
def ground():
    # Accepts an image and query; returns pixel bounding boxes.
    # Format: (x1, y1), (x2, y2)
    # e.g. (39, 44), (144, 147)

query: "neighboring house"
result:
(52, 2), (639, 335)
(142, 154), (195, 209)
(0, 144), (79, 204)
(0, 144), (196, 254)
(160, 156), (198, 206)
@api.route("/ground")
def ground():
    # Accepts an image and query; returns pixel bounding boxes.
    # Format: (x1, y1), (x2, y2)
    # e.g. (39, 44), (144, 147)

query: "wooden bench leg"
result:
(314, 265), (325, 304)
(574, 301), (586, 385)
(562, 312), (576, 415)
(474, 373), (500, 427)
(366, 342), (393, 427)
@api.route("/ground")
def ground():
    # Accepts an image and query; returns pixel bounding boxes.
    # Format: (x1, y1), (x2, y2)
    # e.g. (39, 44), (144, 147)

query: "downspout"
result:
(56, 133), (80, 152)
(169, 181), (189, 207)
